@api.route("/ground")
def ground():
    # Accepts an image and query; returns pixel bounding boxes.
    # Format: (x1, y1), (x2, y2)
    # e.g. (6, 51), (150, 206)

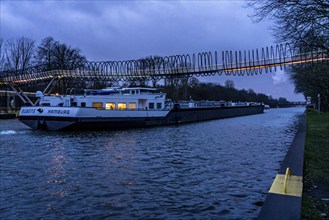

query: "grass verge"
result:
(302, 109), (329, 219)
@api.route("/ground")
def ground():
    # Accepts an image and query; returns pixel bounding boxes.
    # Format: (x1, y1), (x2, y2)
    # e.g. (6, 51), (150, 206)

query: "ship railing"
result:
(177, 100), (263, 108)
(179, 100), (226, 107)
(90, 107), (169, 111)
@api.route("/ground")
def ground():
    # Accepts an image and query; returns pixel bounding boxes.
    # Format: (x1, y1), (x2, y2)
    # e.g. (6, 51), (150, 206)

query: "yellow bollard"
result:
(283, 167), (291, 194)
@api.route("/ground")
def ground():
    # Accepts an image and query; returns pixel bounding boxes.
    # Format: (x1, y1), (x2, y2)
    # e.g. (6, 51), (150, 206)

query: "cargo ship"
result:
(18, 87), (264, 131)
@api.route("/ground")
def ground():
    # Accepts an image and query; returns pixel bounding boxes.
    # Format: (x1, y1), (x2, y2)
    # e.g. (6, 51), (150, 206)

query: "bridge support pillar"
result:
(6, 91), (10, 113)
(7, 83), (35, 106)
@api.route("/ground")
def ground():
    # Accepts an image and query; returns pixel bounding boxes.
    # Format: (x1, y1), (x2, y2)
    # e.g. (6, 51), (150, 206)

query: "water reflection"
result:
(46, 142), (68, 198)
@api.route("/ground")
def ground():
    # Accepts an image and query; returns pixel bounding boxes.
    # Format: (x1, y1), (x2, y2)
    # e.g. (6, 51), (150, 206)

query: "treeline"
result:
(161, 78), (288, 107)
(0, 36), (289, 106)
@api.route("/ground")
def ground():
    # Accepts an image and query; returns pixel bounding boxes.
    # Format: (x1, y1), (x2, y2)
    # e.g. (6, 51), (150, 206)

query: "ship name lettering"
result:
(47, 109), (71, 114)
(21, 109), (36, 114)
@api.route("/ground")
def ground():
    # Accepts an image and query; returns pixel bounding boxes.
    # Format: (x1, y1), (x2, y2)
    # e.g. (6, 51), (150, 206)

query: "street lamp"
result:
(318, 93), (321, 113)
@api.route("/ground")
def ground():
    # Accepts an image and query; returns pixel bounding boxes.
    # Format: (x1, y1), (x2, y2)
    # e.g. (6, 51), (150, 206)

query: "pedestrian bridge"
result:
(0, 44), (328, 85)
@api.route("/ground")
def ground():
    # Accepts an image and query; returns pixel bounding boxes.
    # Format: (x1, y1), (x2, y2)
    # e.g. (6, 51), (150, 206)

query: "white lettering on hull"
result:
(21, 109), (36, 114)
(20, 107), (76, 117)
(47, 109), (70, 114)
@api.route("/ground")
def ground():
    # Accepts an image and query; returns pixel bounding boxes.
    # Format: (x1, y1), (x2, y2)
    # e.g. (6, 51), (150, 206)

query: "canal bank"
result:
(258, 113), (306, 219)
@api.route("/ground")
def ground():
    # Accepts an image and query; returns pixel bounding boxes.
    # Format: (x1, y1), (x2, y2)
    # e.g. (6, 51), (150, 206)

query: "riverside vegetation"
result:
(302, 109), (329, 219)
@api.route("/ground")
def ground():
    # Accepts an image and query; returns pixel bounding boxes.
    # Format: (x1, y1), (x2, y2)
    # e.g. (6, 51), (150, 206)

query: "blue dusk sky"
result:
(0, 0), (305, 101)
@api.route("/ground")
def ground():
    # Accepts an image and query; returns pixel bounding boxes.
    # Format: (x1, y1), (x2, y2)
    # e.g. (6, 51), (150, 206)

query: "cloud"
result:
(271, 70), (288, 85)
(1, 1), (274, 59)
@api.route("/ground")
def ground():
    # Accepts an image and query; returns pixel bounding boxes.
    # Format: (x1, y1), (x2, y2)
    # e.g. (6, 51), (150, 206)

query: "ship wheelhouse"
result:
(39, 87), (167, 111)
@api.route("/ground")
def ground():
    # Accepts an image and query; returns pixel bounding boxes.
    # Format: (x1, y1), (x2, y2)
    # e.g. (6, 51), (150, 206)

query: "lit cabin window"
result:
(149, 102), (154, 109)
(106, 102), (116, 110)
(92, 102), (103, 109)
(118, 102), (127, 110)
(157, 103), (162, 109)
(128, 102), (137, 110)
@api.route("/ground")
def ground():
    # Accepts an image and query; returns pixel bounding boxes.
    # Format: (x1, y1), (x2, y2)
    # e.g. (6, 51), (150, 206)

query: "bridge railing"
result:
(0, 45), (328, 84)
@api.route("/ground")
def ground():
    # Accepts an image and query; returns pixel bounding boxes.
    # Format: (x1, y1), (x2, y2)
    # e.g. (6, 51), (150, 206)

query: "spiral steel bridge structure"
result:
(0, 44), (328, 86)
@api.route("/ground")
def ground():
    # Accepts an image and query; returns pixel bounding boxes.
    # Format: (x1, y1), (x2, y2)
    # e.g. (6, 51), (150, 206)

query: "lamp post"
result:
(318, 93), (321, 114)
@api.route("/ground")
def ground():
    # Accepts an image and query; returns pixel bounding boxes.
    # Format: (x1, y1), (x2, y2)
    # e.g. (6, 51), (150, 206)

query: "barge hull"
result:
(166, 105), (264, 123)
(19, 105), (264, 131)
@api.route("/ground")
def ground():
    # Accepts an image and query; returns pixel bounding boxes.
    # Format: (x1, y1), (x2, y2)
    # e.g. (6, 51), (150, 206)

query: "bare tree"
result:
(36, 37), (57, 70)
(247, 0), (329, 51)
(36, 37), (86, 70)
(188, 77), (200, 88)
(225, 79), (235, 89)
(130, 55), (165, 87)
(54, 43), (86, 69)
(5, 37), (35, 71)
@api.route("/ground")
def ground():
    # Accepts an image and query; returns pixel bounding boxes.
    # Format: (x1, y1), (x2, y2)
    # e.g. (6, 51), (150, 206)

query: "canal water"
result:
(0, 107), (305, 219)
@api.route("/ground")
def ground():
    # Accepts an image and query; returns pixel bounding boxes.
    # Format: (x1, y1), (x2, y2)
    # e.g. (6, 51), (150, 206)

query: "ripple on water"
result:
(0, 130), (28, 135)
(0, 108), (305, 219)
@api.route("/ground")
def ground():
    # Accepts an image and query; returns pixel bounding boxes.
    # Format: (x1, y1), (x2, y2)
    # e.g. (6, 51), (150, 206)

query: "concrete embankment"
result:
(258, 114), (306, 219)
